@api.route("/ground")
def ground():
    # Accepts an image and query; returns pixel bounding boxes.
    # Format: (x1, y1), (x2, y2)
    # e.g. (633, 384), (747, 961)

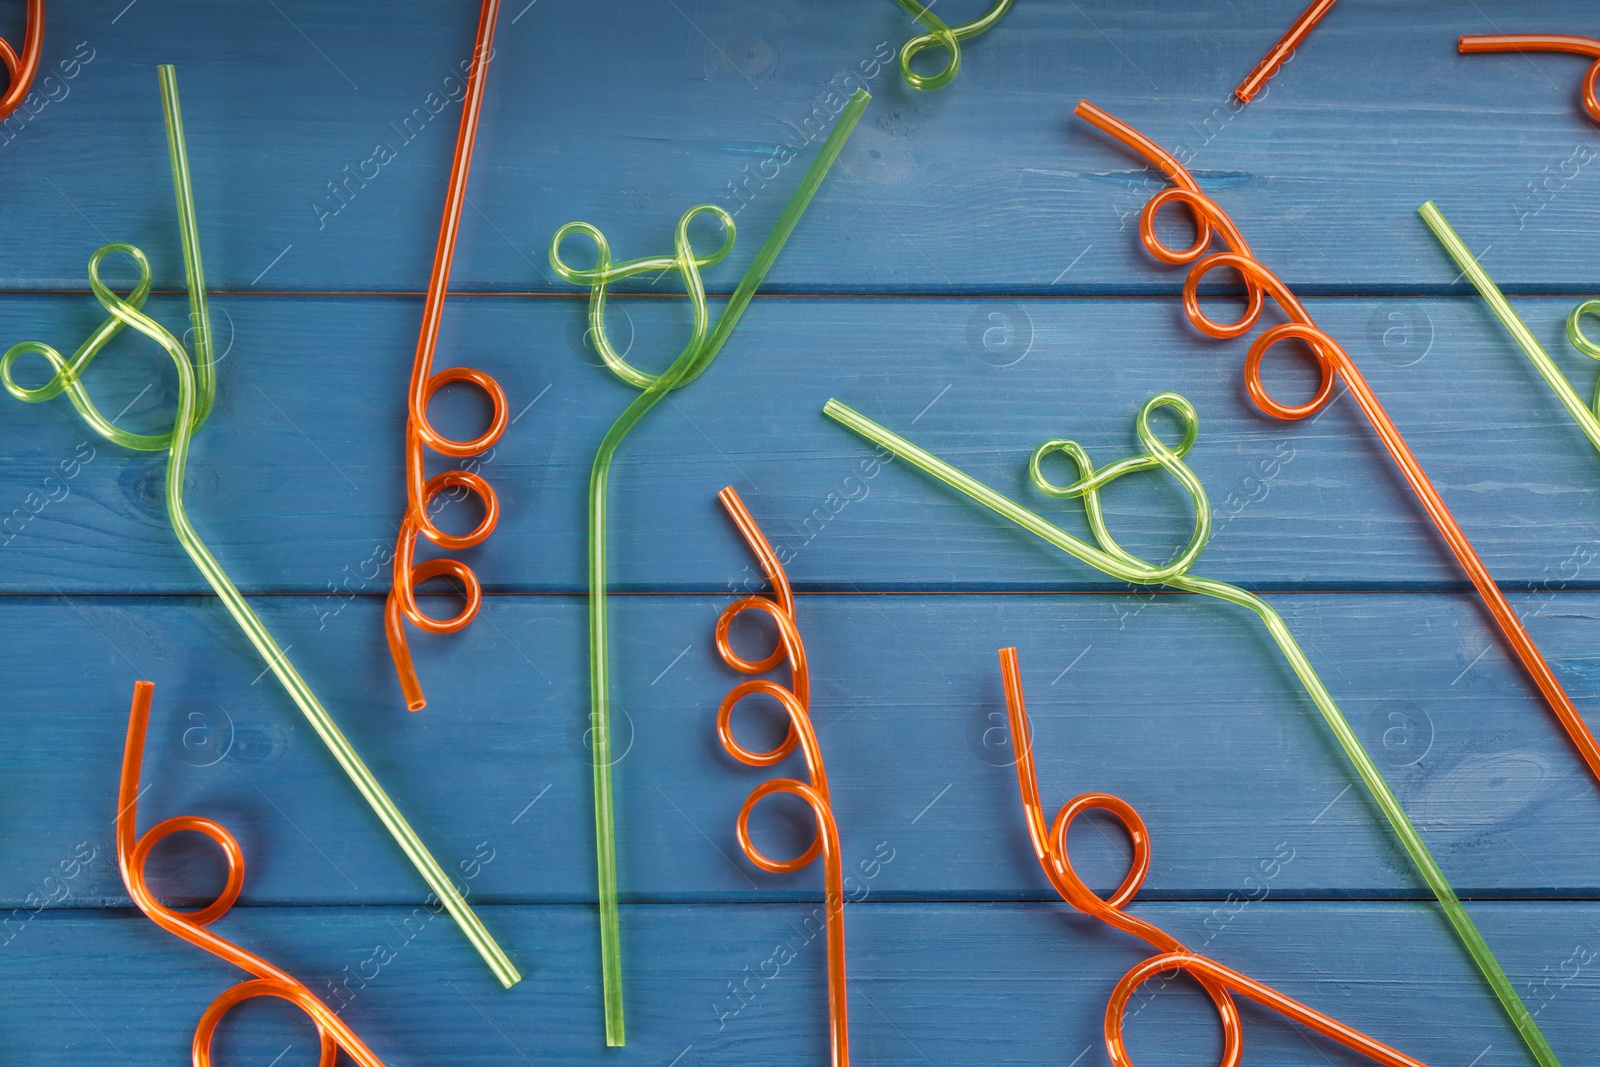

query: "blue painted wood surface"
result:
(3, 1), (1600, 1064)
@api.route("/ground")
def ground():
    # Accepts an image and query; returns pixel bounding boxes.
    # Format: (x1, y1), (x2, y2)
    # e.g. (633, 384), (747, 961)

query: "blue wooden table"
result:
(3, 1), (1599, 1063)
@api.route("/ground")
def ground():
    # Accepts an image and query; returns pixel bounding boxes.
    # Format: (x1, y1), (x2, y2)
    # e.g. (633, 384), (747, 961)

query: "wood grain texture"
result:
(1, 293), (1600, 592)
(1, 592), (1596, 908)
(0, 2), (1597, 294)
(4, 903), (1592, 1067)
(2, 0), (1598, 1063)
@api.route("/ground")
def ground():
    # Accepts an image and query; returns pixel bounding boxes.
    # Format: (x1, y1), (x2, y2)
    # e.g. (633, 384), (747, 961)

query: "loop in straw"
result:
(387, 0), (508, 711)
(1458, 34), (1600, 125)
(0, 0), (43, 122)
(2, 65), (518, 989)
(1569, 301), (1600, 367)
(553, 88), (868, 1047)
(1234, 0), (1340, 104)
(715, 486), (848, 1067)
(1079, 99), (1600, 922)
(1026, 392), (1209, 583)
(891, 0), (1013, 91)
(1419, 201), (1600, 449)
(821, 395), (1563, 1066)
(117, 681), (390, 1067)
(1000, 648), (1431, 1067)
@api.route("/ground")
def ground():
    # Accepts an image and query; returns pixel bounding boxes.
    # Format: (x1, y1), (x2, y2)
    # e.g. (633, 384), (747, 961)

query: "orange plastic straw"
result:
(1000, 648), (1430, 1067)
(1076, 98), (1600, 791)
(1235, 0), (1339, 103)
(1458, 34), (1600, 124)
(117, 681), (389, 1067)
(386, 0), (509, 711)
(714, 487), (848, 1067)
(0, 0), (43, 121)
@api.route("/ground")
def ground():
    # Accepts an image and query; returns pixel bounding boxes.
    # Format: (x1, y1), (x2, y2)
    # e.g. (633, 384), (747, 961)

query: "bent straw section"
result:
(716, 487), (848, 1067)
(823, 397), (1560, 1067)
(1458, 34), (1600, 125)
(1, 67), (518, 988)
(558, 88), (870, 1045)
(387, 0), (508, 710)
(1419, 201), (1600, 453)
(118, 682), (391, 1067)
(1001, 650), (1431, 1067)
(0, 0), (43, 122)
(891, 0), (1013, 92)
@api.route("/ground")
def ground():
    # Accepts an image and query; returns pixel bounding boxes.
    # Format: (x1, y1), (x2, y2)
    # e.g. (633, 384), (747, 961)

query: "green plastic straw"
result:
(0, 66), (520, 990)
(1420, 200), (1600, 455)
(823, 394), (1561, 1067)
(892, 0), (1014, 91)
(551, 88), (869, 1047)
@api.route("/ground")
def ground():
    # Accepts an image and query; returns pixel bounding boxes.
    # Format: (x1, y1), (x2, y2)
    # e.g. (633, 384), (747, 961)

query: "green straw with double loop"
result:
(824, 394), (1561, 1067)
(1421, 200), (1600, 456)
(0, 66), (519, 989)
(551, 88), (870, 1047)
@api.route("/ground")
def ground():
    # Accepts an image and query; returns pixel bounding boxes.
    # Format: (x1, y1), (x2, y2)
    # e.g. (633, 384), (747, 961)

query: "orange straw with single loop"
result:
(1458, 34), (1600, 125)
(1076, 97), (1600, 791)
(714, 486), (848, 1067)
(0, 0), (43, 122)
(1234, 0), (1339, 104)
(386, 0), (509, 711)
(1000, 648), (1431, 1067)
(117, 681), (389, 1067)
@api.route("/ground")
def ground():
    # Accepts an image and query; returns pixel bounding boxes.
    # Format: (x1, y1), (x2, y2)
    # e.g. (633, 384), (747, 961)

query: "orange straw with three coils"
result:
(1000, 649), (1431, 1067)
(117, 682), (389, 1067)
(386, 0), (509, 712)
(1459, 34), (1600, 125)
(714, 486), (849, 1067)
(1076, 98), (1600, 788)
(0, 0), (43, 122)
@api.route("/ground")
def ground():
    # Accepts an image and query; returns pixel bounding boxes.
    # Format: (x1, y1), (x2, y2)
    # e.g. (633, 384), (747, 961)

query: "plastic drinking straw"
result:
(386, 0), (508, 712)
(715, 486), (848, 1067)
(1458, 34), (1600, 125)
(118, 682), (390, 1067)
(822, 393), (1561, 1066)
(549, 87), (869, 1047)
(891, 0), (1013, 91)
(0, 66), (519, 989)
(1000, 650), (1431, 1067)
(1077, 98), (1600, 808)
(1234, 0), (1339, 103)
(1420, 201), (1600, 455)
(0, 0), (43, 122)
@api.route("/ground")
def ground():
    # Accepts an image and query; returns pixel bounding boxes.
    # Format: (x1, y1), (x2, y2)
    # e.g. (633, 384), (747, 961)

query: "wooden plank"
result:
(1, 2), (1596, 294)
(0, 293), (1596, 593)
(4, 591), (1598, 907)
(2, 902), (1589, 1065)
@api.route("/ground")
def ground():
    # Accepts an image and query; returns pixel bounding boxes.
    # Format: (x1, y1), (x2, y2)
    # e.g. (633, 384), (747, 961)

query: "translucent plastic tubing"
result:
(1420, 201), (1600, 458)
(1458, 34), (1600, 125)
(891, 0), (1013, 91)
(117, 682), (390, 1067)
(821, 393), (1561, 1066)
(999, 649), (1431, 1067)
(0, 67), (519, 989)
(0, 0), (43, 122)
(549, 87), (869, 1047)
(386, 0), (506, 712)
(1076, 99), (1600, 812)
(1234, 0), (1339, 104)
(715, 486), (849, 1067)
